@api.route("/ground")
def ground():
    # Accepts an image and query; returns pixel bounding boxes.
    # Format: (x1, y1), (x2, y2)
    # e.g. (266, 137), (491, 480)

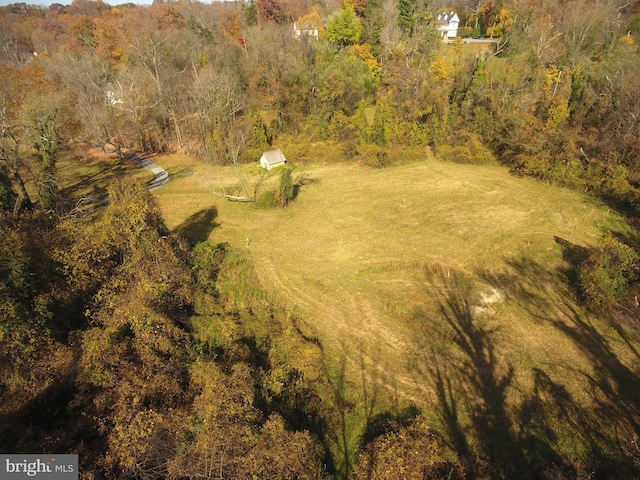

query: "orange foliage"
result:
(220, 10), (241, 38)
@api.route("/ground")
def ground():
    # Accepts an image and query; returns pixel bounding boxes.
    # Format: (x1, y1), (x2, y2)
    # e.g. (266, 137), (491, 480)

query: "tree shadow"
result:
(355, 343), (421, 450)
(414, 269), (520, 476)
(166, 165), (194, 181)
(292, 173), (319, 201)
(58, 160), (133, 200)
(173, 207), (219, 246)
(0, 367), (101, 459)
(405, 261), (640, 478)
(327, 354), (356, 480)
(324, 344), (417, 480)
(478, 252), (640, 477)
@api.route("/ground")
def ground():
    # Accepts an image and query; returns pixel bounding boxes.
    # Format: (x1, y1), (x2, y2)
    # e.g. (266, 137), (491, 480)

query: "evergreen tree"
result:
(397, 0), (418, 36)
(243, 0), (259, 26)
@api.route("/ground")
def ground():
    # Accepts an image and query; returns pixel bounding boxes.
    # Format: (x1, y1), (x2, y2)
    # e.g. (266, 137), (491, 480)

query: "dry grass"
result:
(154, 152), (639, 466)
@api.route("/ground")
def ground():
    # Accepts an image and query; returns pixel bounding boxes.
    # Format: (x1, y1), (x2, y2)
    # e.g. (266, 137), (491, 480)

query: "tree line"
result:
(1, 0), (639, 214)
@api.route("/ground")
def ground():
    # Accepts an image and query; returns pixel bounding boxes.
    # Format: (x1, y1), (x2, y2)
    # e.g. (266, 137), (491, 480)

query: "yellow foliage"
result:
(545, 99), (570, 130)
(220, 10), (240, 38)
(430, 56), (451, 84)
(296, 9), (325, 34)
(619, 35), (635, 46)
(486, 8), (513, 37)
(347, 44), (381, 76)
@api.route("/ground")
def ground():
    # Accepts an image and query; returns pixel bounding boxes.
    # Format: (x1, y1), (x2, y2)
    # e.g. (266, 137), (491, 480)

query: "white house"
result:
(436, 11), (460, 40)
(260, 149), (287, 170)
(293, 22), (319, 40)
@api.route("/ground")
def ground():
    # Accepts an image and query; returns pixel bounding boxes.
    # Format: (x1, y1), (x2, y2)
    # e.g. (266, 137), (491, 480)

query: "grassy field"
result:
(99, 149), (640, 470)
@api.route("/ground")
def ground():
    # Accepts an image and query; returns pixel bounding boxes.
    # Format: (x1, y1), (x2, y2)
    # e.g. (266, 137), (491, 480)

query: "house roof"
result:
(436, 11), (460, 25)
(261, 149), (287, 166)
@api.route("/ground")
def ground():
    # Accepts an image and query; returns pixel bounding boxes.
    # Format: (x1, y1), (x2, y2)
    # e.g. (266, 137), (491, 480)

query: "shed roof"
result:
(261, 149), (287, 166)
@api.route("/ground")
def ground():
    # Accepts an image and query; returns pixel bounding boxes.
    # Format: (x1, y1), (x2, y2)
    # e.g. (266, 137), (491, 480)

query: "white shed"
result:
(260, 149), (287, 170)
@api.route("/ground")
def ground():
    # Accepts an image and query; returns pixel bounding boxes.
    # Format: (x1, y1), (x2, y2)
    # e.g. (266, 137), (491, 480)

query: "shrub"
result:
(578, 236), (639, 311)
(364, 149), (390, 168)
(457, 26), (473, 38)
(439, 131), (496, 165)
(354, 416), (463, 480)
(277, 166), (295, 208)
(257, 190), (276, 208)
(342, 141), (359, 159)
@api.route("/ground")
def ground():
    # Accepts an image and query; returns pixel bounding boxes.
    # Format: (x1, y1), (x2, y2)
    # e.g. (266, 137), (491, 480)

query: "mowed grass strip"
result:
(155, 154), (639, 461)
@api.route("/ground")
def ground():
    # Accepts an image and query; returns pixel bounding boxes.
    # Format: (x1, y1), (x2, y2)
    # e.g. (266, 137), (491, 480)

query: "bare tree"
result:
(460, 0), (485, 33)
(189, 66), (242, 155)
(48, 53), (114, 147)
(119, 5), (191, 152)
(0, 107), (32, 214)
(210, 131), (256, 202)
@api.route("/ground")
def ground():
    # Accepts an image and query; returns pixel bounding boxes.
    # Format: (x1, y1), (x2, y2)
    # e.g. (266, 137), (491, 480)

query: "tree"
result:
(48, 52), (114, 148)
(189, 66), (242, 156)
(22, 95), (62, 212)
(354, 416), (462, 480)
(327, 4), (362, 48)
(258, 0), (289, 24)
(579, 236), (639, 312)
(119, 5), (190, 152)
(243, 0), (259, 26)
(360, 0), (384, 56)
(462, 0), (486, 35)
(277, 165), (295, 207)
(0, 112), (33, 214)
(0, 65), (34, 214)
(397, 0), (418, 37)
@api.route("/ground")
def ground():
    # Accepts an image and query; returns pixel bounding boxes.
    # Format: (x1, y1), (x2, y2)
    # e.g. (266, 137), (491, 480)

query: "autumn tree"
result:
(0, 60), (73, 214)
(118, 4), (191, 152)
(0, 69), (33, 214)
(67, 0), (110, 16)
(20, 92), (65, 212)
(54, 180), (190, 475)
(0, 223), (53, 391)
(48, 52), (114, 148)
(243, 0), (259, 26)
(0, 12), (37, 65)
(360, 0), (384, 56)
(327, 3), (362, 47)
(258, 0), (289, 24)
(462, 0), (486, 35)
(190, 66), (243, 157)
(354, 416), (462, 480)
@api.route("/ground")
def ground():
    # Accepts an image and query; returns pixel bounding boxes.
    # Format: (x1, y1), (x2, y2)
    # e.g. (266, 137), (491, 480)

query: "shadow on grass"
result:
(58, 160), (137, 200)
(166, 165), (194, 181)
(173, 207), (219, 246)
(324, 345), (421, 480)
(404, 256), (640, 478)
(413, 269), (523, 477)
(477, 253), (640, 477)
